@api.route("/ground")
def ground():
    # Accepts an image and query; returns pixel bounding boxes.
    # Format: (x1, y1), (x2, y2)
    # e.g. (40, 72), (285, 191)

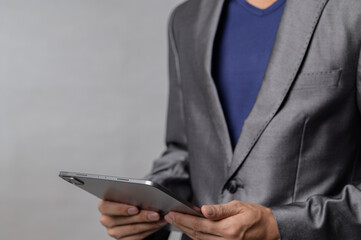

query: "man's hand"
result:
(164, 200), (280, 240)
(98, 200), (167, 240)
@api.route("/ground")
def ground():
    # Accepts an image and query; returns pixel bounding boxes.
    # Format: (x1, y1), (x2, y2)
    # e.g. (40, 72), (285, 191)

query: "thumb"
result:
(201, 201), (241, 220)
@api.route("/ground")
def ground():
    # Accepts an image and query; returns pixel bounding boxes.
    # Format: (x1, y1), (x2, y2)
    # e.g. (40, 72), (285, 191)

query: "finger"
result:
(165, 212), (220, 236)
(100, 210), (161, 228)
(98, 200), (139, 216)
(177, 223), (223, 240)
(202, 200), (242, 220)
(107, 221), (168, 239)
(119, 228), (162, 240)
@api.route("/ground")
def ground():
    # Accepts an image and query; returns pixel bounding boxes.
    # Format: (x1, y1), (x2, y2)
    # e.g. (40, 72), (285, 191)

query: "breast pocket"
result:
(292, 68), (343, 90)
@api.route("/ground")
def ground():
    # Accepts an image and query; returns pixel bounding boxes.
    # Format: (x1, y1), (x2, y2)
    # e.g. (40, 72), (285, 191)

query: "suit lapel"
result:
(193, 0), (233, 166)
(228, 0), (330, 180)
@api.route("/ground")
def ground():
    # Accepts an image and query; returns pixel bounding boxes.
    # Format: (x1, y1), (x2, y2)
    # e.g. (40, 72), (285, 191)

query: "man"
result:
(98, 0), (361, 239)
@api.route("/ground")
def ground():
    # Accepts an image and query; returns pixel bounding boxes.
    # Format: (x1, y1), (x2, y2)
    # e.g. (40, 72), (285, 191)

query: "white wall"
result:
(0, 0), (184, 239)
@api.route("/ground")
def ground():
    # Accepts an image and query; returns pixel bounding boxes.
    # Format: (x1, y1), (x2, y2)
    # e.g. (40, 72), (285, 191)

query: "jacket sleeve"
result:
(270, 47), (361, 240)
(145, 7), (192, 201)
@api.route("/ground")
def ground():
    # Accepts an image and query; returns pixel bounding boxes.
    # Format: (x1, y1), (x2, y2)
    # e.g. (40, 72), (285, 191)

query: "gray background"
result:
(0, 0), (184, 239)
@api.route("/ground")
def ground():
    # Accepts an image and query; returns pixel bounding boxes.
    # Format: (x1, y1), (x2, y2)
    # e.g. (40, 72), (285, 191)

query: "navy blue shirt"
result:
(212, 0), (286, 148)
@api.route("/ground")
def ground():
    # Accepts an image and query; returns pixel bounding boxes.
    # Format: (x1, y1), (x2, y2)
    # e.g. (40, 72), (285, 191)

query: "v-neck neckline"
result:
(235, 0), (286, 16)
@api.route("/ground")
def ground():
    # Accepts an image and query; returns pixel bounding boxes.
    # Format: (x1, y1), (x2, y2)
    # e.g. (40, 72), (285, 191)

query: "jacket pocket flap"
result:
(292, 69), (343, 90)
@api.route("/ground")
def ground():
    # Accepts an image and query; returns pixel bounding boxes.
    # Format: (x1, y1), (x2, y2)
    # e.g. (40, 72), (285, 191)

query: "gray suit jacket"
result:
(146, 0), (361, 239)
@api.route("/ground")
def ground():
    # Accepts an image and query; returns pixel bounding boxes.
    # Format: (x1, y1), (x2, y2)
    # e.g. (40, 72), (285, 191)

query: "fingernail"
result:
(204, 206), (214, 216)
(165, 213), (175, 224)
(128, 207), (139, 215)
(157, 220), (168, 227)
(147, 213), (160, 221)
(164, 215), (171, 223)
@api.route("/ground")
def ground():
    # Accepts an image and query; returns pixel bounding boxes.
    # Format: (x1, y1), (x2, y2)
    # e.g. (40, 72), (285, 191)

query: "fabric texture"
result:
(213, 0), (286, 147)
(146, 0), (361, 239)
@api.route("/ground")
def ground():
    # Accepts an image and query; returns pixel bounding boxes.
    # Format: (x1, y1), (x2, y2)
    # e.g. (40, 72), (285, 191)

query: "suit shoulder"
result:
(327, 0), (361, 14)
(167, 0), (201, 38)
(171, 0), (200, 15)
(325, 0), (361, 34)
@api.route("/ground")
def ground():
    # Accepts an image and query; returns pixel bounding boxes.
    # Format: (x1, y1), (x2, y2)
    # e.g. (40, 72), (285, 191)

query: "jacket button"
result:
(226, 180), (239, 194)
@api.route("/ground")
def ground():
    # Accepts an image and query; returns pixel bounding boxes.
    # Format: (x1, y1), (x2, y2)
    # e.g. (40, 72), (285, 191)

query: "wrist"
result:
(265, 207), (280, 240)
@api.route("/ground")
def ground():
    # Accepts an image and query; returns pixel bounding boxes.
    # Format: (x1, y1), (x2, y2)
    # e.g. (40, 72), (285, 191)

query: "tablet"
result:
(59, 171), (203, 217)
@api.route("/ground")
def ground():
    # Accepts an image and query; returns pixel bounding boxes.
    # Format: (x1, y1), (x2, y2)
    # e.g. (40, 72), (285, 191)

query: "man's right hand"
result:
(98, 200), (168, 240)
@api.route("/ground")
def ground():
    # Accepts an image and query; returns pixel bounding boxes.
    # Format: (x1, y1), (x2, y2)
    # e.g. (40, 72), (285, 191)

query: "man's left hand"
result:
(164, 200), (280, 240)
